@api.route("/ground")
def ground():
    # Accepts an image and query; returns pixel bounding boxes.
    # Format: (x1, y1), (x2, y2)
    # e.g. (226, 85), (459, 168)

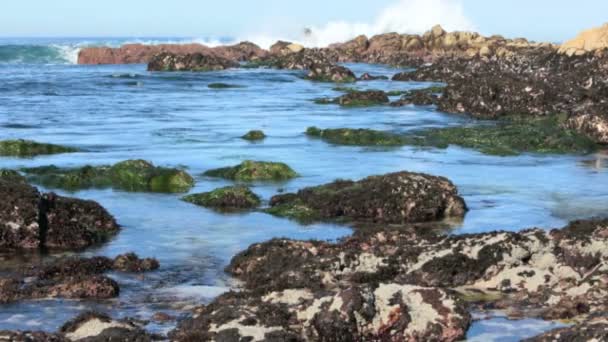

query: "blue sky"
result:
(1, 0), (607, 43)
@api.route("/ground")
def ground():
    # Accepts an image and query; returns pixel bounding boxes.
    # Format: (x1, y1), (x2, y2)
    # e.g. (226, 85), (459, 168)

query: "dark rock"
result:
(182, 186), (261, 211)
(148, 52), (239, 72)
(112, 253), (160, 273)
(306, 63), (356, 83)
(0, 139), (77, 157)
(336, 90), (389, 106)
(204, 160), (298, 182)
(0, 180), (119, 251)
(358, 72), (388, 81)
(266, 171), (467, 224)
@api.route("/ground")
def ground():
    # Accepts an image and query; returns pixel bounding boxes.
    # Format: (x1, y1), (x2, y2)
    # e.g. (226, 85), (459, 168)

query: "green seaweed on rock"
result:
(204, 160), (298, 181)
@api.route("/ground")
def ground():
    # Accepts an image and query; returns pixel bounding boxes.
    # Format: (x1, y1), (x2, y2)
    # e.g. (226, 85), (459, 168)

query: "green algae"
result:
(241, 130), (267, 141)
(0, 139), (78, 157)
(182, 185), (261, 211)
(305, 116), (597, 156)
(208, 83), (245, 89)
(306, 127), (406, 146)
(263, 201), (320, 223)
(0, 169), (27, 183)
(204, 160), (298, 182)
(22, 159), (194, 193)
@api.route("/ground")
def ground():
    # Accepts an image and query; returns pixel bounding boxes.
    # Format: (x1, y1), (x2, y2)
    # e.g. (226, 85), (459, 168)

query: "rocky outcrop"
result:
(78, 42), (267, 65)
(1, 253), (158, 303)
(266, 171), (467, 224)
(147, 52), (239, 72)
(559, 23), (608, 56)
(170, 284), (470, 342)
(0, 179), (119, 250)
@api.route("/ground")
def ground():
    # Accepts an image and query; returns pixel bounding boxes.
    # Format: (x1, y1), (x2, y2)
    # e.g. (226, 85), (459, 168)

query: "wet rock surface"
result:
(0, 253), (158, 303)
(0, 179), (119, 251)
(22, 159), (195, 193)
(182, 185), (261, 211)
(266, 171), (467, 224)
(306, 63), (356, 83)
(147, 52), (239, 72)
(0, 139), (77, 157)
(204, 160), (298, 182)
(182, 218), (608, 341)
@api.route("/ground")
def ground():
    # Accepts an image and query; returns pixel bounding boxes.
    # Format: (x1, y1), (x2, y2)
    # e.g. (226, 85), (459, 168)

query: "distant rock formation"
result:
(77, 42), (267, 65)
(559, 23), (608, 56)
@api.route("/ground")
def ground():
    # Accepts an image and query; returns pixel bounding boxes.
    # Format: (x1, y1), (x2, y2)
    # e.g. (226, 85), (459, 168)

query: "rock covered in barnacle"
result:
(148, 52), (239, 72)
(170, 284), (470, 342)
(0, 254), (159, 303)
(60, 312), (156, 341)
(266, 171), (467, 224)
(0, 179), (119, 250)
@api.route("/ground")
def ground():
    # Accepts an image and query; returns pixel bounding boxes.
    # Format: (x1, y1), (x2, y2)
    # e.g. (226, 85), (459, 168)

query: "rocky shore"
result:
(2, 23), (608, 341)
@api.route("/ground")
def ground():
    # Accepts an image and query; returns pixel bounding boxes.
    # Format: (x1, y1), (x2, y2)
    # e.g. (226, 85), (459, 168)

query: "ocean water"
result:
(0, 38), (606, 340)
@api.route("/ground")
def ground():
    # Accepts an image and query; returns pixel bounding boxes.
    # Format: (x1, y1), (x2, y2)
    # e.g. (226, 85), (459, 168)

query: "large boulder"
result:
(1, 254), (158, 303)
(266, 171), (467, 224)
(0, 180), (119, 250)
(147, 52), (239, 72)
(559, 23), (608, 56)
(170, 285), (470, 342)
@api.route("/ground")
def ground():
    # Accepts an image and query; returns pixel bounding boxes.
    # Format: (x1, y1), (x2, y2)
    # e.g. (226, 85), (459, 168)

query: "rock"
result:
(151, 312), (175, 323)
(78, 42), (267, 65)
(266, 171), (467, 224)
(0, 331), (66, 341)
(203, 160), (298, 181)
(306, 63), (356, 83)
(390, 87), (442, 107)
(182, 186), (261, 211)
(170, 285), (470, 342)
(306, 127), (406, 146)
(269, 41), (303, 56)
(0, 139), (77, 157)
(208, 83), (244, 89)
(241, 130), (266, 141)
(1, 254), (158, 303)
(147, 52), (239, 72)
(112, 253), (160, 273)
(431, 24), (447, 38)
(335, 90), (389, 106)
(358, 72), (388, 81)
(559, 23), (608, 56)
(566, 112), (608, 144)
(60, 312), (155, 341)
(525, 316), (608, 341)
(0, 169), (27, 183)
(0, 180), (119, 251)
(22, 159), (195, 193)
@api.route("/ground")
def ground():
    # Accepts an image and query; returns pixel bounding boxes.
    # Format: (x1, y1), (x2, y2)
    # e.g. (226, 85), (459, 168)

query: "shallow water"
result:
(0, 47), (607, 340)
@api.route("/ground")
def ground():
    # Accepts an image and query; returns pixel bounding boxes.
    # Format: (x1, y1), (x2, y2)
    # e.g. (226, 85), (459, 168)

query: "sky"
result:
(1, 0), (607, 44)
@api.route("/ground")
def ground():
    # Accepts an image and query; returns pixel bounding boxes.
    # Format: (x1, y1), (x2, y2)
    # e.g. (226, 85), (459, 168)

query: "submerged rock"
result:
(204, 160), (298, 182)
(314, 90), (390, 107)
(22, 159), (195, 193)
(0, 179), (119, 251)
(358, 72), (389, 81)
(0, 169), (27, 183)
(182, 186), (261, 211)
(0, 139), (77, 157)
(266, 171), (467, 224)
(306, 127), (406, 146)
(147, 52), (239, 72)
(306, 63), (356, 83)
(0, 254), (158, 303)
(208, 83), (244, 89)
(241, 130), (266, 141)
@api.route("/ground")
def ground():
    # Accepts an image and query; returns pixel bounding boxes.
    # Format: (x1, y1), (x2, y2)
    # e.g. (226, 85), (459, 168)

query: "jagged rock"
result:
(170, 285), (470, 342)
(147, 52), (239, 72)
(559, 23), (608, 56)
(0, 180), (119, 251)
(1, 254), (158, 303)
(266, 171), (467, 224)
(306, 63), (356, 83)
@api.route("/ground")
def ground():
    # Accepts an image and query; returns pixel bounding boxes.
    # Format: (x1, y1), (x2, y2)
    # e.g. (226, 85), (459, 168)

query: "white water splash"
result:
(241, 0), (476, 49)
